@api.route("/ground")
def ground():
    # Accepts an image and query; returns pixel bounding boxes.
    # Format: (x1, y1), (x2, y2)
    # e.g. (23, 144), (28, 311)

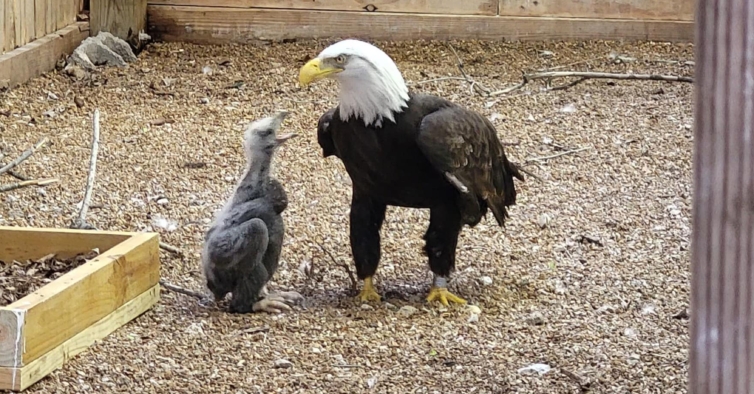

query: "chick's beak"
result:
(299, 58), (342, 87)
(275, 133), (298, 145)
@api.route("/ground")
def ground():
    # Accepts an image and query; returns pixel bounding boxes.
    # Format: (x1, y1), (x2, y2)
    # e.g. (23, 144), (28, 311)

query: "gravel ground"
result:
(0, 39), (694, 393)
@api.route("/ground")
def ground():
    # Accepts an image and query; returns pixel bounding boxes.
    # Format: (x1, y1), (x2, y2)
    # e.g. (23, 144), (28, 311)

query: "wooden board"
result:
(498, 0), (693, 22)
(0, 227), (130, 261)
(0, 1), (5, 53)
(33, 0), (46, 39)
(0, 22), (89, 91)
(147, 0), (498, 16)
(22, 0), (36, 45)
(45, 0), (55, 34)
(147, 5), (694, 44)
(2, 0), (15, 53)
(0, 229), (160, 368)
(90, 0), (147, 43)
(689, 0), (754, 392)
(0, 285), (160, 391)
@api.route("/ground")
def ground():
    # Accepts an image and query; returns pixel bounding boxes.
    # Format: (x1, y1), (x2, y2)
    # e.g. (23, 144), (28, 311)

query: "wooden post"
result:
(690, 0), (754, 392)
(90, 0), (146, 50)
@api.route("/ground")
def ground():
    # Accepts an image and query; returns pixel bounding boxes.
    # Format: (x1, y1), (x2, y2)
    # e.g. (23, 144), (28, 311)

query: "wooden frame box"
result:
(0, 227), (161, 391)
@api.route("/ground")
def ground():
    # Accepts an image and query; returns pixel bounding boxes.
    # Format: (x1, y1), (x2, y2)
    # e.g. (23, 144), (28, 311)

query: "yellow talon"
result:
(356, 276), (381, 302)
(426, 287), (467, 306)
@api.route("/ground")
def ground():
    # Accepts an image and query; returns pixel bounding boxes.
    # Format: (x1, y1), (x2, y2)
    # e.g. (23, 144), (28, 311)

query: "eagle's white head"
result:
(298, 39), (410, 127)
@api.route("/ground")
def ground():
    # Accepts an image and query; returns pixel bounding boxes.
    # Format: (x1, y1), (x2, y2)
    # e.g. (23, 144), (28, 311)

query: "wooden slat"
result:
(0, 285), (160, 391)
(33, 0), (46, 38)
(22, 0), (35, 44)
(498, 0), (694, 21)
(45, 0), (55, 34)
(3, 0), (15, 53)
(0, 226), (131, 261)
(147, 5), (694, 44)
(0, 1), (5, 53)
(0, 232), (160, 367)
(147, 0), (497, 16)
(13, 1), (25, 48)
(90, 0), (147, 42)
(56, 0), (70, 30)
(0, 22), (89, 90)
(689, 0), (754, 392)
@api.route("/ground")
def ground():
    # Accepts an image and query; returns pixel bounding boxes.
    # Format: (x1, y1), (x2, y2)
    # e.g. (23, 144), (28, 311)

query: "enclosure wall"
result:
(0, 0), (83, 55)
(147, 0), (695, 44)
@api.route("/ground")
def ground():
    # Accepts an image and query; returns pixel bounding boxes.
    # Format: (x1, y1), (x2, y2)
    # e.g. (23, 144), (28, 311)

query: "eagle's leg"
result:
(424, 205), (467, 306)
(350, 194), (387, 302)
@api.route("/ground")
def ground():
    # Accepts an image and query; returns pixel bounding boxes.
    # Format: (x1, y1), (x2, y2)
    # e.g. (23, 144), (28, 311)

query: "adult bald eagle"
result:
(299, 39), (524, 306)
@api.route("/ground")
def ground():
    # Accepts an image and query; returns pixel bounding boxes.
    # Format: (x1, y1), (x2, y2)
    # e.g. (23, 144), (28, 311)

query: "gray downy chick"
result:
(201, 111), (302, 313)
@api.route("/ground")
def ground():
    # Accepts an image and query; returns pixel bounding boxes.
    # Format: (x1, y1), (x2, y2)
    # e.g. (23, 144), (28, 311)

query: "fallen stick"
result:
(6, 170), (29, 181)
(0, 178), (59, 193)
(159, 242), (184, 256)
(446, 43), (491, 96)
(70, 109), (100, 230)
(0, 138), (50, 176)
(159, 279), (208, 300)
(315, 241), (357, 292)
(410, 76), (467, 86)
(489, 71), (693, 97)
(526, 147), (590, 164)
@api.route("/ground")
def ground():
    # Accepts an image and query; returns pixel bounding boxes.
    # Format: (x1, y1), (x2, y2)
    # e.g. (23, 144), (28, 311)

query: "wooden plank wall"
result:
(146, 0), (696, 44)
(0, 0), (81, 55)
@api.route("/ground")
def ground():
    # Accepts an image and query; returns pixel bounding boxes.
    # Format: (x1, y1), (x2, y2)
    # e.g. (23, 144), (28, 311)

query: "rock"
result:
(518, 363), (551, 375)
(274, 359), (293, 368)
(479, 276), (493, 286)
(526, 311), (545, 326)
(64, 64), (88, 80)
(96, 32), (137, 62)
(397, 305), (418, 317)
(360, 304), (373, 310)
(67, 32), (137, 71)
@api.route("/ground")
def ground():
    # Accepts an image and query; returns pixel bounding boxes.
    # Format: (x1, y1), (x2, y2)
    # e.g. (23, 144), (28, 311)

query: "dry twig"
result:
(446, 44), (491, 96)
(526, 147), (590, 164)
(0, 178), (59, 193)
(315, 241), (357, 292)
(159, 242), (184, 256)
(489, 71), (693, 97)
(0, 138), (50, 177)
(159, 279), (208, 300)
(70, 110), (101, 230)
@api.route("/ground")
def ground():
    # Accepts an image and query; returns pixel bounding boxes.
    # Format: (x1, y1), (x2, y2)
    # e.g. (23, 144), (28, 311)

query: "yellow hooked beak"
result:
(298, 58), (343, 87)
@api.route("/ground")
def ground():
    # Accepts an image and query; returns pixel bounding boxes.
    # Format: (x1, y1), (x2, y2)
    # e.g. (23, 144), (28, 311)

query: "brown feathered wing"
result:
(416, 106), (524, 226)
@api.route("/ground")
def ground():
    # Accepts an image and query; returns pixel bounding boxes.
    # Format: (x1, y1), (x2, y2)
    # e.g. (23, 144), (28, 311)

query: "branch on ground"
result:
(316, 241), (357, 292)
(0, 178), (59, 193)
(159, 279), (210, 300)
(70, 109), (101, 230)
(0, 138), (50, 177)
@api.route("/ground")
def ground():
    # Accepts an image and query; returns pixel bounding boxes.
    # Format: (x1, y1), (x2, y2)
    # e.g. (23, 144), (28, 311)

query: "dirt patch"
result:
(0, 250), (99, 306)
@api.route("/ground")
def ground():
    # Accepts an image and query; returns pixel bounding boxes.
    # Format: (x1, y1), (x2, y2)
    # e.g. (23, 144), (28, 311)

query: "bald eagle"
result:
(299, 39), (524, 306)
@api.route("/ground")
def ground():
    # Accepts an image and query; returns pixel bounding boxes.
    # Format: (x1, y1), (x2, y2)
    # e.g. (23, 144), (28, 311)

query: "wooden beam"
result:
(0, 21), (89, 91)
(689, 0), (754, 392)
(147, 5), (694, 44)
(0, 285), (160, 391)
(147, 0), (498, 16)
(90, 0), (147, 47)
(498, 0), (694, 21)
(0, 226), (132, 261)
(0, 232), (160, 367)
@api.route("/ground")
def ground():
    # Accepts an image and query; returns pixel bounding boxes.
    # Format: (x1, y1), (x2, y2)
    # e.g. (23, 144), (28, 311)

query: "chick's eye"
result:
(335, 55), (346, 64)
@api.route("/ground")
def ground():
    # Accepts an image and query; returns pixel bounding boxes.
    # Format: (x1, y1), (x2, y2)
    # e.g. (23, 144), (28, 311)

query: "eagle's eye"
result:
(335, 55), (346, 64)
